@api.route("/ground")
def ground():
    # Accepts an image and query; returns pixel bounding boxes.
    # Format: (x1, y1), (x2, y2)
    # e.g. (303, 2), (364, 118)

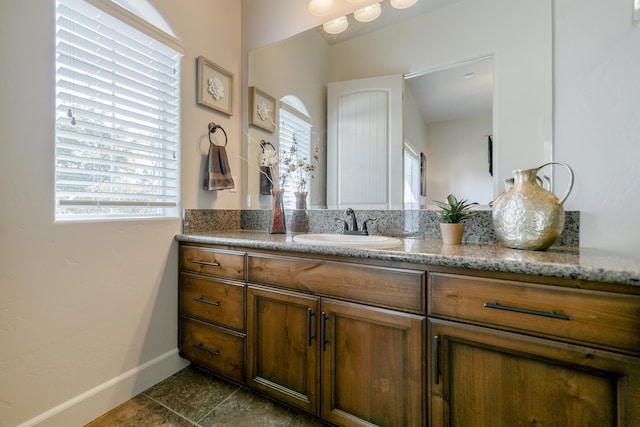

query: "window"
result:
(403, 142), (420, 210)
(278, 102), (313, 209)
(55, 0), (182, 220)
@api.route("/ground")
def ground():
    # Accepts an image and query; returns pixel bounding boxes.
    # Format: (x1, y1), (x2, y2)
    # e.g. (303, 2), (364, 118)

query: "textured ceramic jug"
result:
(492, 162), (574, 250)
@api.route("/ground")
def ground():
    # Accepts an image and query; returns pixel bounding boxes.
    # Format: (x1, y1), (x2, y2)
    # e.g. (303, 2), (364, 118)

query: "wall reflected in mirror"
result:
(247, 0), (552, 210)
(404, 56), (494, 208)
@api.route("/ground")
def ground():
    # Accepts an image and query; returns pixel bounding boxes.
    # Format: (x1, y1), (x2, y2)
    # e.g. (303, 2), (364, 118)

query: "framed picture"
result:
(249, 86), (276, 132)
(420, 152), (427, 196)
(197, 56), (233, 116)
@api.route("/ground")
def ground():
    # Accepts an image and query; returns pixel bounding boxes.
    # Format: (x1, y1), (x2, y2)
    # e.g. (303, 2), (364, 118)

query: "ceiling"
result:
(405, 56), (494, 124)
(319, 0), (464, 45)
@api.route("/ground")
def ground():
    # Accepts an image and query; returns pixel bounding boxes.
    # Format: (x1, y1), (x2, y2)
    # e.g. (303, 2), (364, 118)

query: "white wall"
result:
(0, 1), (241, 426)
(554, 0), (640, 253)
(247, 29), (329, 209)
(326, 0), (551, 200)
(425, 114), (494, 206)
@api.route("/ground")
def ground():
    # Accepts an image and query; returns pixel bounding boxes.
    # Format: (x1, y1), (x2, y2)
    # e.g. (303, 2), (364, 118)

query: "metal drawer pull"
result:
(433, 335), (440, 385)
(484, 302), (571, 320)
(307, 308), (316, 347)
(193, 297), (221, 307)
(192, 259), (220, 267)
(193, 343), (220, 356)
(321, 312), (329, 352)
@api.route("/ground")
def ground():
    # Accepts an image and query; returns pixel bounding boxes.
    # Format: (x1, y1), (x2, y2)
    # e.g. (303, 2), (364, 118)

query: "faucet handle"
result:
(362, 217), (378, 233)
(335, 217), (349, 232)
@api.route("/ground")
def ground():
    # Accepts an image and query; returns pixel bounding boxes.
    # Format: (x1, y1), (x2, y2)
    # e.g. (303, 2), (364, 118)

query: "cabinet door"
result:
(247, 285), (320, 415)
(321, 299), (425, 427)
(429, 318), (640, 427)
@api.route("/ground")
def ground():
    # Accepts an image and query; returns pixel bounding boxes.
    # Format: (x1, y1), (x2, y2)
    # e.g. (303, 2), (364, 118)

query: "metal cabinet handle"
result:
(193, 343), (220, 356)
(433, 335), (440, 385)
(321, 312), (328, 352)
(192, 297), (220, 307)
(307, 308), (316, 347)
(484, 302), (571, 320)
(192, 259), (220, 267)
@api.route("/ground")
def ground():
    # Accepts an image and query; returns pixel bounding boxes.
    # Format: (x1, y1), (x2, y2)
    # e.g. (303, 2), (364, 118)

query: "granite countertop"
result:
(175, 231), (640, 287)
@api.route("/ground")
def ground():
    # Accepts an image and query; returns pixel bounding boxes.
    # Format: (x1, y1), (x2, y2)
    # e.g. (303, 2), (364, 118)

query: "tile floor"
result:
(85, 365), (327, 427)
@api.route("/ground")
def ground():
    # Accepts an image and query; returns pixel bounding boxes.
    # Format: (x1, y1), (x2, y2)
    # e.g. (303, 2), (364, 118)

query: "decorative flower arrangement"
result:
(257, 132), (320, 193)
(258, 141), (281, 189)
(281, 132), (320, 193)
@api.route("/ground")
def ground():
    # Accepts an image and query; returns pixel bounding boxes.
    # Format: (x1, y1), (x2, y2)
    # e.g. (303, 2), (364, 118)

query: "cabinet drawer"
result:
(180, 273), (245, 331)
(248, 254), (425, 313)
(179, 316), (245, 383)
(180, 245), (245, 280)
(429, 272), (640, 354)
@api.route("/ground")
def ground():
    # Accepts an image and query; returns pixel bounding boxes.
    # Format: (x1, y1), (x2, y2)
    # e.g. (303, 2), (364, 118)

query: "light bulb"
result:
(354, 3), (381, 22)
(390, 0), (418, 9)
(308, 0), (333, 16)
(323, 16), (349, 34)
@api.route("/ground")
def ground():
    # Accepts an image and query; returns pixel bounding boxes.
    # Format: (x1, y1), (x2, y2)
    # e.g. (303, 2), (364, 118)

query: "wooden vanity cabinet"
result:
(321, 298), (424, 427)
(178, 241), (640, 426)
(427, 271), (640, 427)
(247, 252), (426, 427)
(246, 285), (321, 415)
(178, 245), (247, 383)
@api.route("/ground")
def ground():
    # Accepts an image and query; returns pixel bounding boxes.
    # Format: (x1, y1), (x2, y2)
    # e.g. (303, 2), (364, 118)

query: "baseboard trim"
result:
(17, 348), (189, 427)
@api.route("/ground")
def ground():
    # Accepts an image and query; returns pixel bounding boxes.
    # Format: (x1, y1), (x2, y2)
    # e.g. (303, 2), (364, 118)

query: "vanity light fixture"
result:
(308, 0), (334, 16)
(390, 0), (418, 9)
(323, 15), (349, 34)
(317, 0), (419, 34)
(354, 3), (381, 22)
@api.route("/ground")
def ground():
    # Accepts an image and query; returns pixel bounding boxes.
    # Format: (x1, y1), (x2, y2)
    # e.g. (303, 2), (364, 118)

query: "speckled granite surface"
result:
(175, 230), (640, 286)
(185, 209), (580, 247)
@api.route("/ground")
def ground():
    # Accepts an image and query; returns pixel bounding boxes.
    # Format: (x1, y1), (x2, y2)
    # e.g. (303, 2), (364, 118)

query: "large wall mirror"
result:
(247, 0), (552, 210)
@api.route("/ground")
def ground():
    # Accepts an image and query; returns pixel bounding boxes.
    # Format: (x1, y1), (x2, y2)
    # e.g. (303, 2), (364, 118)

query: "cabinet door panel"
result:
(247, 285), (320, 415)
(429, 318), (640, 427)
(322, 299), (425, 427)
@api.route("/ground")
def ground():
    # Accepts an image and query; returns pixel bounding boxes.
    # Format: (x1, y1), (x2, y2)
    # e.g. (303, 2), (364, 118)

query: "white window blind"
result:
(278, 103), (313, 209)
(55, 0), (182, 219)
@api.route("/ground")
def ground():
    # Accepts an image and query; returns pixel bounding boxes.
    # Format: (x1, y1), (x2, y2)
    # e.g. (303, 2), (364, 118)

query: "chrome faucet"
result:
(336, 208), (377, 235)
(345, 208), (358, 232)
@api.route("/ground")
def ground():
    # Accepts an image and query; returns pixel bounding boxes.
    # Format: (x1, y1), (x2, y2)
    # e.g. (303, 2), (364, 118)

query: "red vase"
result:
(270, 189), (286, 234)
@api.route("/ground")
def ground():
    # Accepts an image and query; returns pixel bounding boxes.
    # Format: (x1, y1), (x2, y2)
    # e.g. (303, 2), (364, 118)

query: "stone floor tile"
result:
(85, 394), (197, 427)
(143, 366), (240, 422)
(198, 388), (326, 427)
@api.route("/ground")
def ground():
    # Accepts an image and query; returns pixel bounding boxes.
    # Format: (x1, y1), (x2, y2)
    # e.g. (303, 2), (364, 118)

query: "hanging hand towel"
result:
(204, 143), (235, 191)
(204, 123), (234, 191)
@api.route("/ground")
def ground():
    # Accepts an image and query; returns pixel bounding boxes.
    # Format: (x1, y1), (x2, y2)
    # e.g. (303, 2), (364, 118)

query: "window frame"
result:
(54, 0), (183, 221)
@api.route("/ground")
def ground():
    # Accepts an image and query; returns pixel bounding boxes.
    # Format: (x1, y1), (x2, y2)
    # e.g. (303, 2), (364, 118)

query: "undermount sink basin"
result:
(292, 233), (402, 249)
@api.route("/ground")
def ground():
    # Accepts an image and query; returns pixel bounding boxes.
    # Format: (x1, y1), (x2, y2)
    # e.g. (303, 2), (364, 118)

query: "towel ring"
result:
(260, 140), (275, 152)
(208, 122), (228, 147)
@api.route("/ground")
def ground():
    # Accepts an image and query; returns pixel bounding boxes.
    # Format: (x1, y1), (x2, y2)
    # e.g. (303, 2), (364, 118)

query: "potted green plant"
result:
(434, 194), (478, 244)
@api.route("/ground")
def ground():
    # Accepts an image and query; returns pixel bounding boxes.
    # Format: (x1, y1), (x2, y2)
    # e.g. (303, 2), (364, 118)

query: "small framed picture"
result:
(249, 86), (276, 132)
(420, 152), (427, 196)
(197, 56), (233, 116)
